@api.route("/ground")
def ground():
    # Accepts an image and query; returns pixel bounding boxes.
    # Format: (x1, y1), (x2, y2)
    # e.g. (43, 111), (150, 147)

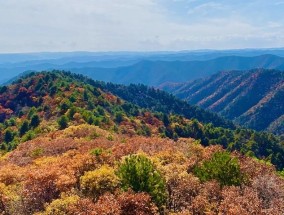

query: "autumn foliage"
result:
(0, 72), (283, 214)
(0, 128), (282, 214)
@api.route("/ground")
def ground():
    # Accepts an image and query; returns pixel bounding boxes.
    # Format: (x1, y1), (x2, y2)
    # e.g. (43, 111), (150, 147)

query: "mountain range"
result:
(75, 54), (284, 86)
(160, 69), (284, 135)
(2, 50), (284, 86)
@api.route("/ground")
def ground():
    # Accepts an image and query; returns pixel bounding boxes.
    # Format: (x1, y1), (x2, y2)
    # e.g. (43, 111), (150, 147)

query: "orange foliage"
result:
(0, 129), (282, 214)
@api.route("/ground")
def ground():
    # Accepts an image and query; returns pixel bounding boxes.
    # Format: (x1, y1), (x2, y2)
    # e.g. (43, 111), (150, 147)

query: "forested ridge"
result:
(161, 69), (284, 135)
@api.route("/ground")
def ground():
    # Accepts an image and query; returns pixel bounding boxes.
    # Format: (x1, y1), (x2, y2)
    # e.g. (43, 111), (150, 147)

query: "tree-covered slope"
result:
(161, 69), (284, 135)
(0, 71), (283, 171)
(0, 71), (283, 214)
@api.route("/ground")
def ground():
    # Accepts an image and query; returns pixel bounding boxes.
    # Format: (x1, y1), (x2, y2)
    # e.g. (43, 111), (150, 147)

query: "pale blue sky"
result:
(0, 0), (284, 52)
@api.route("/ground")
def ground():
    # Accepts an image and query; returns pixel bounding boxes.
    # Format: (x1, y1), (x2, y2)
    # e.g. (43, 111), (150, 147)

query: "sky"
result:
(1, 0), (284, 53)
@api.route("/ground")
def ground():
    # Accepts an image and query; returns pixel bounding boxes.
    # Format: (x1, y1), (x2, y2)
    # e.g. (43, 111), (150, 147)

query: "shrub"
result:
(22, 130), (36, 142)
(66, 198), (96, 214)
(22, 170), (60, 214)
(92, 193), (122, 215)
(193, 151), (245, 187)
(118, 191), (158, 215)
(117, 154), (167, 209)
(30, 147), (45, 158)
(41, 194), (80, 215)
(89, 148), (103, 157)
(80, 165), (120, 199)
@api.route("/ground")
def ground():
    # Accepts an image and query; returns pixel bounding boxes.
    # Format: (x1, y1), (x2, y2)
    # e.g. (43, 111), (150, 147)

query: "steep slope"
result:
(161, 69), (284, 135)
(0, 71), (233, 129)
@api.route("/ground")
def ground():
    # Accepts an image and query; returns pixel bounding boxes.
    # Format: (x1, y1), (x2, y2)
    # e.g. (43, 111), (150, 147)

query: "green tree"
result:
(4, 129), (14, 143)
(0, 86), (8, 94)
(60, 101), (70, 114)
(30, 114), (40, 128)
(49, 85), (57, 96)
(83, 90), (89, 101)
(28, 107), (37, 119)
(114, 111), (124, 124)
(193, 151), (245, 187)
(19, 120), (30, 136)
(117, 154), (167, 209)
(57, 115), (69, 130)
(67, 107), (76, 120)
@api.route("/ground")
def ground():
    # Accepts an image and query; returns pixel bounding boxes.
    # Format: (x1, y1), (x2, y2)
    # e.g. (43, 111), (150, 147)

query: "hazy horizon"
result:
(1, 47), (284, 55)
(1, 0), (284, 53)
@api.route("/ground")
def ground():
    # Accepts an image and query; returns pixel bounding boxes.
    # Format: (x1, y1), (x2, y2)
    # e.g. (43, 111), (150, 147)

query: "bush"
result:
(22, 130), (36, 142)
(117, 154), (167, 208)
(41, 194), (80, 215)
(80, 165), (120, 199)
(118, 191), (158, 215)
(89, 148), (103, 157)
(92, 193), (122, 215)
(22, 171), (60, 213)
(193, 151), (245, 187)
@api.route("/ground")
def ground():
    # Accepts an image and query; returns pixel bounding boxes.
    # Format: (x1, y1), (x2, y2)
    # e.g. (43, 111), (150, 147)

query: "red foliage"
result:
(22, 169), (60, 213)
(118, 191), (158, 215)
(67, 198), (97, 215)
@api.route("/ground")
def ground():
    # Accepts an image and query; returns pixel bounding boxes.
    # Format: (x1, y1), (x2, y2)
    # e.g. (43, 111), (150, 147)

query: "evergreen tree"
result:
(30, 114), (40, 128)
(117, 154), (167, 209)
(4, 129), (13, 143)
(57, 115), (69, 130)
(19, 120), (30, 136)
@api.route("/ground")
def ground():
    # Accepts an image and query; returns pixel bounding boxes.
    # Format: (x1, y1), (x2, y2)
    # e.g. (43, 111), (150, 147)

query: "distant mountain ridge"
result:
(2, 53), (284, 85)
(76, 54), (284, 86)
(160, 69), (284, 135)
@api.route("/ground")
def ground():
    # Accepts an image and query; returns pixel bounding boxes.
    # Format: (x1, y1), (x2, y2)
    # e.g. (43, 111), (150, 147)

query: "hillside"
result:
(161, 69), (284, 135)
(0, 71), (283, 166)
(0, 71), (283, 214)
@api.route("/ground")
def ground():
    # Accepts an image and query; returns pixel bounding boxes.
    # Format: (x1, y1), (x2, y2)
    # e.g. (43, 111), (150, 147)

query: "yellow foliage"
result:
(154, 150), (187, 166)
(160, 163), (188, 182)
(0, 164), (24, 185)
(61, 124), (110, 139)
(34, 156), (59, 166)
(0, 183), (22, 214)
(40, 194), (80, 215)
(80, 165), (120, 198)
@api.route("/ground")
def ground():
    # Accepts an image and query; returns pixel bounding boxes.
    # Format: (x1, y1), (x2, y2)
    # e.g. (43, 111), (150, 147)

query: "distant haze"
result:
(1, 0), (284, 52)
